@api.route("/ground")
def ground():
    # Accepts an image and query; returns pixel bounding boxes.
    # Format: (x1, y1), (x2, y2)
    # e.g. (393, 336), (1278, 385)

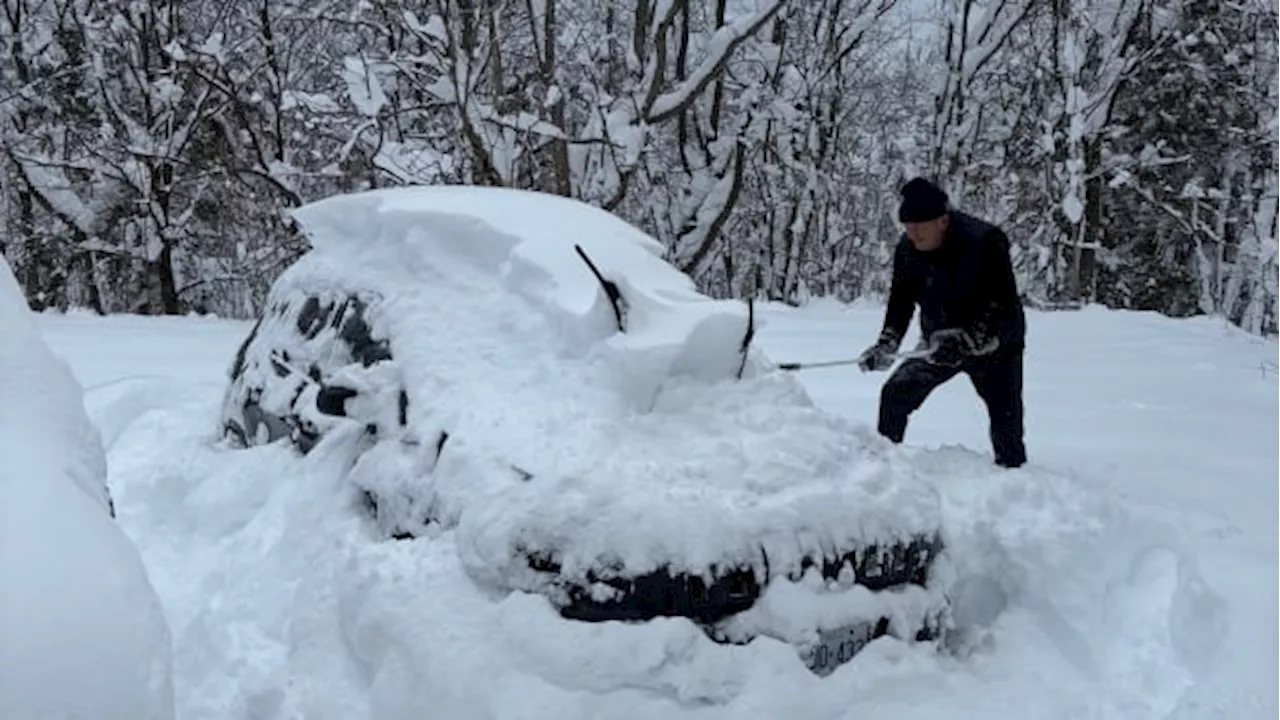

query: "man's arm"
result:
(879, 240), (915, 348)
(962, 229), (1018, 353)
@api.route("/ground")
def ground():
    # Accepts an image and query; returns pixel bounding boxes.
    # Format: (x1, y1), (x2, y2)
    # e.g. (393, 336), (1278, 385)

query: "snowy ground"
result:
(37, 300), (1278, 720)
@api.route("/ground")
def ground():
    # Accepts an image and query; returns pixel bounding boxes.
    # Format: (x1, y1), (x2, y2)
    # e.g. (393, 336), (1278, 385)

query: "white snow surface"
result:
(268, 186), (942, 589)
(24, 192), (1278, 719)
(36, 295), (1279, 719)
(0, 257), (175, 719)
(37, 299), (1278, 720)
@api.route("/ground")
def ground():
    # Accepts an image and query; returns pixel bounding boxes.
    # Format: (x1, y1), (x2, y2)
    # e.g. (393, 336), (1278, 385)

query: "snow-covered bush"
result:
(0, 256), (174, 718)
(219, 186), (951, 676)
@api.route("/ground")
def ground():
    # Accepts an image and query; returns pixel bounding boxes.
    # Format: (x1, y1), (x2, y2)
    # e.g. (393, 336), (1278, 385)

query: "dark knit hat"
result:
(898, 177), (949, 222)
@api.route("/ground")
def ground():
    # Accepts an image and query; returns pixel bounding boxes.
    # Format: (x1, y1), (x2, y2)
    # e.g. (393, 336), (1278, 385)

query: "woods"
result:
(2, 0), (1276, 334)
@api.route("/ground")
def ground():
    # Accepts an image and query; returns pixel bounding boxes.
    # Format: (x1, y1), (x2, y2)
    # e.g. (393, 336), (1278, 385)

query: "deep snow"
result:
(34, 295), (1278, 720)
(0, 257), (175, 720)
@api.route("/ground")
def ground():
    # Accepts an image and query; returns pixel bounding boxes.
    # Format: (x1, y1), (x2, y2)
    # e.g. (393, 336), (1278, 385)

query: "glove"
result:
(965, 301), (1002, 358)
(857, 344), (894, 372)
(857, 332), (900, 372)
(924, 327), (995, 367)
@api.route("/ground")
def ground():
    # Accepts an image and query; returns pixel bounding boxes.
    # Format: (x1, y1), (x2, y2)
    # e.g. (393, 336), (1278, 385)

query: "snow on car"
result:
(218, 185), (952, 676)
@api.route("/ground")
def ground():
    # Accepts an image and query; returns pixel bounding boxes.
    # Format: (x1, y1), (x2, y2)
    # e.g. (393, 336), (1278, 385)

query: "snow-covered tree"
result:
(720, 0), (907, 303)
(1100, 0), (1277, 331)
(930, 0), (1032, 206)
(0, 0), (1272, 335)
(1046, 0), (1145, 303)
(2, 0), (105, 311)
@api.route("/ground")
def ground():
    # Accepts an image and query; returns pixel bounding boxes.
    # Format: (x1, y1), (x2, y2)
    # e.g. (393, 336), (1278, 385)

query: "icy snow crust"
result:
(260, 186), (944, 595)
(0, 258), (175, 719)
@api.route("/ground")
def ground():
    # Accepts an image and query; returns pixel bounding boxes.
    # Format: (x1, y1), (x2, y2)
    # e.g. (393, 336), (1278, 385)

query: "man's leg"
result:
(965, 351), (1027, 467)
(878, 359), (960, 443)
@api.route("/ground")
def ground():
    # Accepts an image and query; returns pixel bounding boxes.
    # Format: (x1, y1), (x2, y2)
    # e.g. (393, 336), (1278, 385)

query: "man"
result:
(857, 177), (1027, 468)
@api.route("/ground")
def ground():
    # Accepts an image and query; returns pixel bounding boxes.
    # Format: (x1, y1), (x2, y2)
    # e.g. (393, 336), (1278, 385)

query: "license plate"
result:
(800, 621), (879, 677)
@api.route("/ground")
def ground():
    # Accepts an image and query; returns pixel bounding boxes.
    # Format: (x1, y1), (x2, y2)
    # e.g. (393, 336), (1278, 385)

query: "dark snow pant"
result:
(877, 351), (1027, 468)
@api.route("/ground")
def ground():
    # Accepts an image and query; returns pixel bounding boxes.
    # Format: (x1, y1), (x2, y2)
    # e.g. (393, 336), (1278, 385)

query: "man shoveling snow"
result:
(856, 177), (1028, 468)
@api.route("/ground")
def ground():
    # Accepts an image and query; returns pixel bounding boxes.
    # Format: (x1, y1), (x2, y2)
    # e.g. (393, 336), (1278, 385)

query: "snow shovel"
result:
(776, 347), (935, 372)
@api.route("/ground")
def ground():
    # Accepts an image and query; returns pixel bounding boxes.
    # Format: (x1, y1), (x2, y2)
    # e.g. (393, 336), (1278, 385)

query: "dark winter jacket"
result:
(879, 210), (1026, 355)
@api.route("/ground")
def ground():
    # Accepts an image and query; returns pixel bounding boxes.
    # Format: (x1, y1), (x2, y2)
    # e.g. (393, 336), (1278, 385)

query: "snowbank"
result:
(108, 378), (1226, 720)
(261, 186), (944, 593)
(0, 257), (174, 719)
(57, 289), (1265, 719)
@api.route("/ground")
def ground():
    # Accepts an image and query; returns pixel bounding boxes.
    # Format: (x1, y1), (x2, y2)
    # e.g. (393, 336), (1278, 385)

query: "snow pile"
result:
(0, 257), (174, 719)
(102, 377), (1227, 719)
(253, 186), (945, 589)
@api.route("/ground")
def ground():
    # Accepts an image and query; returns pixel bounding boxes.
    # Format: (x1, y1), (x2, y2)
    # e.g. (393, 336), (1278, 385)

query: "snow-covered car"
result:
(218, 186), (951, 677)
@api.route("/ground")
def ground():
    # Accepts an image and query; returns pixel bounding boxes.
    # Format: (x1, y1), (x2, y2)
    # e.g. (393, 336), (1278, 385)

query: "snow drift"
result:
(0, 257), (175, 718)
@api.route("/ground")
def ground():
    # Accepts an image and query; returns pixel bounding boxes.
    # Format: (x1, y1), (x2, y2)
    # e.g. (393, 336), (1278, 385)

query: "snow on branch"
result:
(956, 0), (1034, 81)
(645, 0), (784, 124)
(4, 152), (97, 236)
